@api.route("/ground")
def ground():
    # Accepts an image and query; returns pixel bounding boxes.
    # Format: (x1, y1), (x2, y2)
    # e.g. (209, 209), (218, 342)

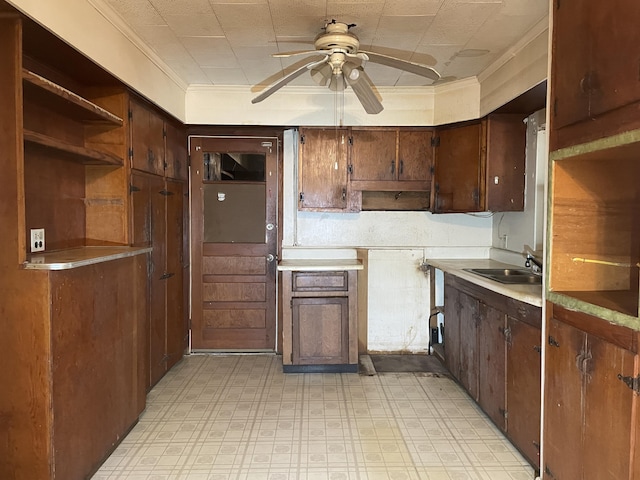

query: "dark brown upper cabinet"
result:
(431, 114), (525, 213)
(349, 127), (434, 191)
(551, 0), (640, 150)
(298, 127), (356, 212)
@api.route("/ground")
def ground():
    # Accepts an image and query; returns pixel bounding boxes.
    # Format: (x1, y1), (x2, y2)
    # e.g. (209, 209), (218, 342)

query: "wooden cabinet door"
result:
(165, 179), (187, 372)
(582, 331), (636, 480)
(165, 121), (188, 180)
(397, 129), (433, 183)
(292, 296), (349, 365)
(551, 0), (591, 131)
(543, 315), (584, 480)
(485, 115), (526, 212)
(477, 303), (506, 430)
(350, 128), (397, 182)
(443, 279), (461, 379)
(130, 99), (164, 176)
(506, 316), (541, 468)
(432, 122), (482, 213)
(458, 289), (479, 400)
(298, 127), (349, 210)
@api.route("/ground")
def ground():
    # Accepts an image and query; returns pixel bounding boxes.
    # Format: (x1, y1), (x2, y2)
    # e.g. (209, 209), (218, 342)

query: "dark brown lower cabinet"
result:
(444, 273), (542, 468)
(280, 266), (360, 373)
(131, 171), (187, 388)
(543, 303), (638, 480)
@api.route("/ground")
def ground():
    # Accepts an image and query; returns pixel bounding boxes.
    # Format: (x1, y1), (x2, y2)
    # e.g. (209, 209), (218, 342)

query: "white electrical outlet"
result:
(31, 228), (45, 253)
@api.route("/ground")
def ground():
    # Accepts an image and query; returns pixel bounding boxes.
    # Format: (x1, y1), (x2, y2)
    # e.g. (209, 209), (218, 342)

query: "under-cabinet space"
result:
(548, 134), (640, 320)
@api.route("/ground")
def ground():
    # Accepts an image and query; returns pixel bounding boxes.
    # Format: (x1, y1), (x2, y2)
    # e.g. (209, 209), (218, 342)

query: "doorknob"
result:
(266, 223), (275, 231)
(266, 254), (276, 262)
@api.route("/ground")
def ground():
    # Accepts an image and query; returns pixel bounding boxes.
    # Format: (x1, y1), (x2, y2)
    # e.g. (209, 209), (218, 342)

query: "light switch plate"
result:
(31, 228), (45, 252)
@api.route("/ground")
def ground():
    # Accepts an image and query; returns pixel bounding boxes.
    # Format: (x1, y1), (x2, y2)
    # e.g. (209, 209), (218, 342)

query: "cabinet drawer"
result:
(292, 271), (348, 292)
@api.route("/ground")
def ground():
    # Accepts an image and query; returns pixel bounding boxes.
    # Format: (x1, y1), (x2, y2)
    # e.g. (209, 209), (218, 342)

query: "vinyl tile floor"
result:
(91, 354), (535, 480)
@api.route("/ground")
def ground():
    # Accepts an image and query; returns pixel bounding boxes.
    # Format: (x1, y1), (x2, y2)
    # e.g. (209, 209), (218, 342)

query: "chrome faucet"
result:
(523, 245), (543, 274)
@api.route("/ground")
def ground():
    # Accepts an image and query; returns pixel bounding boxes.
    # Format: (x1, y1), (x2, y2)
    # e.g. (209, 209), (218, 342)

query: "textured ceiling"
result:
(97, 0), (548, 92)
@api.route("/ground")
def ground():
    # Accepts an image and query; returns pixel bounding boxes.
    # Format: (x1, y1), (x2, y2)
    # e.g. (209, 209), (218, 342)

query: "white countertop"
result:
(24, 246), (152, 270)
(277, 259), (364, 271)
(427, 258), (543, 307)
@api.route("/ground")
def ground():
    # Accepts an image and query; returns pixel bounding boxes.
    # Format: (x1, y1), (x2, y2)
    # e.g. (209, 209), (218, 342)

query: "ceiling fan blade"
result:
(342, 65), (383, 114)
(252, 57), (329, 104)
(273, 49), (331, 58)
(360, 50), (440, 81)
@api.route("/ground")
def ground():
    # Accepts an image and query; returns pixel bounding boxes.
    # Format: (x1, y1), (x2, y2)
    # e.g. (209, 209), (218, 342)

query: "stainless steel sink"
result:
(463, 268), (542, 285)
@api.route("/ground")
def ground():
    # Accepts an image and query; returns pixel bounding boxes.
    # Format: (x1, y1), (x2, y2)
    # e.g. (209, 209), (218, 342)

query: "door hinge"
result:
(128, 109), (133, 120)
(129, 184), (141, 193)
(431, 136), (440, 147)
(299, 192), (304, 202)
(300, 134), (305, 144)
(617, 374), (640, 394)
(128, 148), (134, 159)
(348, 164), (353, 175)
(430, 165), (435, 174)
(500, 326), (512, 346)
(187, 154), (191, 167)
(348, 136), (353, 145)
(499, 408), (508, 419)
(548, 336), (560, 347)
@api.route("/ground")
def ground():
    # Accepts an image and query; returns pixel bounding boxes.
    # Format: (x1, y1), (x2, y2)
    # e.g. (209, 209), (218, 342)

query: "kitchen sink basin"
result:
(463, 268), (542, 285)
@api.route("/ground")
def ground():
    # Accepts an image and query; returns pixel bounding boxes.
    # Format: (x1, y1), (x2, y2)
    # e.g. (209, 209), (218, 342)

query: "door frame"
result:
(187, 132), (284, 353)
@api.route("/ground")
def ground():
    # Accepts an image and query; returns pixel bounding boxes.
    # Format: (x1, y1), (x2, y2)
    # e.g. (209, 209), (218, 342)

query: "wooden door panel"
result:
(433, 123), (482, 213)
(298, 127), (349, 210)
(350, 128), (397, 181)
(477, 303), (506, 430)
(444, 280), (461, 379)
(582, 334), (635, 480)
(398, 130), (432, 183)
(543, 314), (584, 480)
(588, 1), (640, 119)
(506, 316), (541, 468)
(292, 297), (349, 365)
(203, 282), (266, 302)
(551, 0), (590, 130)
(203, 256), (266, 275)
(190, 136), (278, 350)
(459, 290), (479, 400)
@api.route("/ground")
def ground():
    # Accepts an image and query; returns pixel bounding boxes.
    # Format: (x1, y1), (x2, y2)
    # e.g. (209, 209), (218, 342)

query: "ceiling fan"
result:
(251, 20), (441, 114)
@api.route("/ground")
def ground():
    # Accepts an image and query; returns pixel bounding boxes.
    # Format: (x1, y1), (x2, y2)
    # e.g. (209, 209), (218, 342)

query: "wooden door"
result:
(298, 127), (349, 210)
(432, 122), (482, 213)
(165, 178), (187, 371)
(350, 128), (397, 181)
(458, 289), (479, 399)
(543, 314), (585, 480)
(477, 303), (506, 430)
(190, 136), (278, 350)
(582, 330), (636, 480)
(130, 171), (166, 387)
(443, 278), (461, 379)
(165, 121), (188, 181)
(292, 297), (349, 365)
(397, 129), (433, 183)
(551, 0), (590, 131)
(129, 98), (164, 175)
(506, 316), (541, 468)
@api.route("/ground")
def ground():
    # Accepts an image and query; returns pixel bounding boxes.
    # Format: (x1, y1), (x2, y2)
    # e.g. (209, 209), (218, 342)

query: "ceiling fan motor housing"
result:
(314, 22), (360, 53)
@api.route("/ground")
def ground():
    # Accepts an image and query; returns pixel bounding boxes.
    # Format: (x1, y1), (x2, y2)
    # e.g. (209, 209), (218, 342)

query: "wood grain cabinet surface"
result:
(281, 268), (359, 373)
(543, 304), (639, 480)
(443, 274), (542, 468)
(550, 0), (640, 150)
